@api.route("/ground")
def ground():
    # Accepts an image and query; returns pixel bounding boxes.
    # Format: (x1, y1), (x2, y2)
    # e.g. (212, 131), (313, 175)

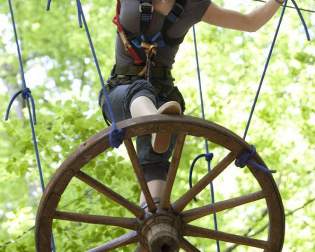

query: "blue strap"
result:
(243, 0), (311, 140)
(235, 146), (276, 174)
(45, 0), (124, 148)
(6, 0), (56, 251)
(131, 32), (166, 49)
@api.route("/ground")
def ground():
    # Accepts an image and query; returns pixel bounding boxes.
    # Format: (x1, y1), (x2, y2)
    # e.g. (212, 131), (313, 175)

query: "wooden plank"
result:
(75, 171), (144, 219)
(160, 133), (186, 210)
(184, 225), (269, 249)
(172, 152), (237, 213)
(124, 138), (156, 213)
(182, 191), (265, 223)
(88, 231), (138, 252)
(54, 211), (138, 230)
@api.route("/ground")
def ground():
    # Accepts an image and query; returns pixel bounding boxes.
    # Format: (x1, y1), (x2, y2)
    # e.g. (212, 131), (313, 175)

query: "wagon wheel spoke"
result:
(179, 238), (201, 252)
(182, 191), (265, 223)
(124, 138), (156, 212)
(88, 231), (138, 252)
(172, 152), (237, 213)
(54, 211), (138, 230)
(183, 225), (269, 249)
(75, 171), (144, 219)
(160, 133), (186, 210)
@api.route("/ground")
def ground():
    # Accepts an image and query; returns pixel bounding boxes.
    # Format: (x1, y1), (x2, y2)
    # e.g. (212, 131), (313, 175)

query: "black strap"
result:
(139, 0), (154, 36)
(162, 0), (187, 46)
(138, 0), (187, 45)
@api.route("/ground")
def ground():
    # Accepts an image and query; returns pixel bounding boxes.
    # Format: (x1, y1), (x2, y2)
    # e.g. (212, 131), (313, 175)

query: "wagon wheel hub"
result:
(140, 211), (182, 252)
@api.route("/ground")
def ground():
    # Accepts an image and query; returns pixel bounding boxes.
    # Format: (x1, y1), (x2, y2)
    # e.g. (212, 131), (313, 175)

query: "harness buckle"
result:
(173, 2), (185, 16)
(139, 2), (154, 14)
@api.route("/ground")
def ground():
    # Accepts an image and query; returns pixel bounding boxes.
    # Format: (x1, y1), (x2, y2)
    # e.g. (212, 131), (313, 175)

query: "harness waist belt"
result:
(114, 65), (173, 79)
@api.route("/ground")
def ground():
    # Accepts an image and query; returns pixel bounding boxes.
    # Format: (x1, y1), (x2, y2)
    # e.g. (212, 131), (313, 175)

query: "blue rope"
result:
(46, 0), (51, 11)
(243, 0), (311, 140)
(47, 0), (124, 148)
(189, 153), (214, 201)
(75, 0), (123, 148)
(291, 0), (311, 41)
(192, 25), (221, 252)
(5, 0), (56, 251)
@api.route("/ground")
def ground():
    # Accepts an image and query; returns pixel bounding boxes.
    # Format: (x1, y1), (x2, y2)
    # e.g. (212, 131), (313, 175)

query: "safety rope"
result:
(47, 0), (124, 148)
(191, 25), (221, 252)
(190, 1), (311, 249)
(253, 0), (315, 14)
(4, 0), (56, 251)
(238, 0), (310, 173)
(76, 0), (124, 148)
(243, 0), (310, 140)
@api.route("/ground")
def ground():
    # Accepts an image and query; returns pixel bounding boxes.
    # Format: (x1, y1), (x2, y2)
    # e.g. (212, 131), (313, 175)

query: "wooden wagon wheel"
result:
(35, 115), (285, 252)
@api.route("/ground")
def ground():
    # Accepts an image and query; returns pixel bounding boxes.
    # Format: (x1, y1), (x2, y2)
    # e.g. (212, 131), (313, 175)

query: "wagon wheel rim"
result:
(35, 115), (285, 252)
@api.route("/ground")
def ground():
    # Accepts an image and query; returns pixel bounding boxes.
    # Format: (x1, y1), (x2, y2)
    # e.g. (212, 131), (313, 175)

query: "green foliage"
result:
(1, 0), (315, 251)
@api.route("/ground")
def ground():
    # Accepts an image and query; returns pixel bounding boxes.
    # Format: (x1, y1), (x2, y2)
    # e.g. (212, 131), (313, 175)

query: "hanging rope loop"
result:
(6, 0), (56, 250)
(235, 145), (276, 174)
(189, 152), (214, 201)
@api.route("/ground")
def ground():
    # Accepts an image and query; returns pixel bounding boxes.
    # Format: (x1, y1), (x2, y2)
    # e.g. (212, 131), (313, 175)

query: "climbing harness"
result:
(113, 0), (187, 79)
(5, 0), (56, 251)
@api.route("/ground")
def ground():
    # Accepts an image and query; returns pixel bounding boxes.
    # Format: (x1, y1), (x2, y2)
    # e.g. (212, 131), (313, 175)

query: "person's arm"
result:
(202, 0), (284, 32)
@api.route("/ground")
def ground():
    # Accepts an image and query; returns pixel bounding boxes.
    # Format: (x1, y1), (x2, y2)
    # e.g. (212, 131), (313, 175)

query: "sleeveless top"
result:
(116, 0), (211, 68)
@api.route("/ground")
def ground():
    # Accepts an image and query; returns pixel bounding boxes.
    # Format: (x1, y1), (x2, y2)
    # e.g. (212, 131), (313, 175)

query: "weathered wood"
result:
(88, 231), (138, 252)
(75, 171), (144, 219)
(35, 115), (284, 252)
(54, 211), (138, 230)
(172, 152), (237, 213)
(124, 138), (156, 213)
(182, 191), (265, 223)
(179, 238), (201, 252)
(160, 133), (186, 210)
(184, 225), (269, 249)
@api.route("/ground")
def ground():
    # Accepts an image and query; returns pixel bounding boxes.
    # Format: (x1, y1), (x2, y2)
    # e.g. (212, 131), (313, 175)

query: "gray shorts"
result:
(100, 79), (179, 182)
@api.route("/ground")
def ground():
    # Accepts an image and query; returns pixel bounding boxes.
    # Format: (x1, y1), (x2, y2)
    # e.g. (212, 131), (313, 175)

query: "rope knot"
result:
(235, 145), (276, 174)
(5, 87), (37, 124)
(22, 87), (31, 99)
(235, 145), (256, 168)
(205, 152), (214, 162)
(109, 128), (125, 148)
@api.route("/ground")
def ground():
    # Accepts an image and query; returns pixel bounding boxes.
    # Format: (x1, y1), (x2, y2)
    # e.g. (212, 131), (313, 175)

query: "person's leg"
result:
(101, 79), (179, 208)
(130, 95), (181, 154)
(129, 94), (182, 207)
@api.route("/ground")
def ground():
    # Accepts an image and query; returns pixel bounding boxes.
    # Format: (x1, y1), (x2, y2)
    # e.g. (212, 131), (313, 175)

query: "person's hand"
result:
(274, 0), (285, 5)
